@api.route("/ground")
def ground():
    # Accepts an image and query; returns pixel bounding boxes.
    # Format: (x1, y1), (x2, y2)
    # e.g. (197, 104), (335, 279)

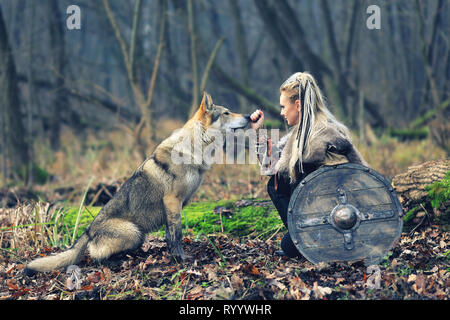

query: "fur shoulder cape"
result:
(275, 123), (368, 184)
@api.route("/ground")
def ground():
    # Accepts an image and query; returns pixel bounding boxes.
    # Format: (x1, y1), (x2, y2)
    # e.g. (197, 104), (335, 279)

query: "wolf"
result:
(25, 92), (250, 274)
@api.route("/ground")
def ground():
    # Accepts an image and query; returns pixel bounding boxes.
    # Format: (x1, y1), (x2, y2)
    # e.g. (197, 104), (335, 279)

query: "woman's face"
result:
(280, 92), (300, 126)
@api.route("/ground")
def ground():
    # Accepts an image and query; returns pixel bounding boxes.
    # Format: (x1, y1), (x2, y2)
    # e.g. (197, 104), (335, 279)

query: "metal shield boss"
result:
(287, 163), (403, 265)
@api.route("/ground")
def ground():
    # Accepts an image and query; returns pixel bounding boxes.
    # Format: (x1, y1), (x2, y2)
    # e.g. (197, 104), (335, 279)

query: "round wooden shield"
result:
(287, 163), (403, 265)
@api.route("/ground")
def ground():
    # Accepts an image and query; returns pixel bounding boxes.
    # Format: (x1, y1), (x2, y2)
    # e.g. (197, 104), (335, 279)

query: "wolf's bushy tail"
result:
(25, 233), (89, 275)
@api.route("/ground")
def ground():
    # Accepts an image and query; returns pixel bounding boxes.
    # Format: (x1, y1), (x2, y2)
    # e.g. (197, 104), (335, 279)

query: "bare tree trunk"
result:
(48, 0), (67, 151)
(319, 0), (348, 118)
(344, 0), (361, 71)
(229, 0), (250, 111)
(414, 0), (443, 111)
(129, 0), (142, 84)
(414, 0), (448, 152)
(188, 0), (200, 117)
(0, 5), (29, 181)
(319, 0), (343, 76)
(0, 66), (6, 186)
(26, 1), (36, 186)
(162, 0), (190, 119)
(344, 0), (363, 127)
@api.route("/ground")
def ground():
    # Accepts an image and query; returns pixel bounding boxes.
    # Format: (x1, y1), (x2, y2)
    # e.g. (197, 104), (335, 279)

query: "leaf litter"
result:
(0, 225), (448, 300)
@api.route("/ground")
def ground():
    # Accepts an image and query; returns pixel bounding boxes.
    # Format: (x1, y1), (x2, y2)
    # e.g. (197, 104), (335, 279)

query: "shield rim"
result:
(287, 163), (403, 264)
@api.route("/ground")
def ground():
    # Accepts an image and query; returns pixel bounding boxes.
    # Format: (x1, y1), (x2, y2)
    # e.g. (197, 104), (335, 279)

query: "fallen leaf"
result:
(268, 278), (286, 291)
(8, 282), (19, 291)
(407, 274), (417, 283)
(413, 274), (427, 294)
(430, 266), (439, 273)
(335, 277), (345, 285)
(81, 284), (93, 291)
(231, 274), (244, 292)
(12, 288), (30, 298)
(312, 282), (332, 299)
(243, 263), (260, 276)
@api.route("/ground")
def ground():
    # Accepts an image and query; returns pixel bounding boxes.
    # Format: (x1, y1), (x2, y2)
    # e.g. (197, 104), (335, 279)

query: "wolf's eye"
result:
(223, 111), (230, 116)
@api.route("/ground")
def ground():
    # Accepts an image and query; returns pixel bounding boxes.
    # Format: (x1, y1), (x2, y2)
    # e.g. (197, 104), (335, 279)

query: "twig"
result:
(408, 203), (429, 236)
(266, 225), (283, 242)
(219, 212), (224, 233)
(88, 186), (105, 207)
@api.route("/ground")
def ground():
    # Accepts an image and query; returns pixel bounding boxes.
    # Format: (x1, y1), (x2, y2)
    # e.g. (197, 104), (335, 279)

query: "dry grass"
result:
(27, 119), (447, 206)
(356, 135), (447, 179)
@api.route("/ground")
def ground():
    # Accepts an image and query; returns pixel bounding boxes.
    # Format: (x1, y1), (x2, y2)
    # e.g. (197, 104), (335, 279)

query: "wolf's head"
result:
(193, 92), (250, 132)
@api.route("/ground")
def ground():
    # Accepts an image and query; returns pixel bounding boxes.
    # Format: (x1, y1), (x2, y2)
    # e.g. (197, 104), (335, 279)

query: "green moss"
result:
(403, 206), (420, 224)
(57, 206), (102, 239)
(17, 163), (51, 185)
(387, 127), (429, 141)
(54, 200), (283, 242)
(426, 171), (450, 209)
(426, 171), (450, 225)
(181, 200), (283, 238)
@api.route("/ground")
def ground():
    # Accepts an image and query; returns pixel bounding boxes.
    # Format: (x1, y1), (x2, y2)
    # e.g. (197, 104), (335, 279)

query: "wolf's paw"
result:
(175, 254), (192, 263)
(170, 248), (192, 262)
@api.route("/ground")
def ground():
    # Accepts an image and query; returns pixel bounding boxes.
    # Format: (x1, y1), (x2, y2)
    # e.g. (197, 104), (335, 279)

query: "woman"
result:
(250, 72), (368, 258)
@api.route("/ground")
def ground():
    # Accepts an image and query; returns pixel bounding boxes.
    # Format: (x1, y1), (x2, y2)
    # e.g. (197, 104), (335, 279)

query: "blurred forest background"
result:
(0, 0), (449, 202)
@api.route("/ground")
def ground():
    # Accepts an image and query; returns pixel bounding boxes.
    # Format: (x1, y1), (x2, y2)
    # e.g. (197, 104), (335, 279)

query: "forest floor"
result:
(0, 225), (448, 300)
(0, 125), (449, 300)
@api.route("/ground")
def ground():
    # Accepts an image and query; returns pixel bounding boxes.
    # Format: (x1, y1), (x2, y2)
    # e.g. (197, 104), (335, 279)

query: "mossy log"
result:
(392, 159), (449, 207)
(392, 159), (449, 227)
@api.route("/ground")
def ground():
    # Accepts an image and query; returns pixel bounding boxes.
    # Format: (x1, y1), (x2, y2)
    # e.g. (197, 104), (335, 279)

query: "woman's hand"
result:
(250, 109), (264, 130)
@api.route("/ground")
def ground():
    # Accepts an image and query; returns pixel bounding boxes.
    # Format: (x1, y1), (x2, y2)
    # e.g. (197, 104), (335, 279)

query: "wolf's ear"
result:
(200, 91), (214, 113)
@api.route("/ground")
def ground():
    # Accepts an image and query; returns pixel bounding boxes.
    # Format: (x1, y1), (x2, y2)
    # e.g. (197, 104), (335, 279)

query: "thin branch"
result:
(145, 0), (166, 109)
(102, 0), (132, 82)
(200, 37), (224, 95)
(188, 0), (199, 113)
(344, 0), (361, 69)
(129, 0), (143, 82)
(319, 0), (342, 75)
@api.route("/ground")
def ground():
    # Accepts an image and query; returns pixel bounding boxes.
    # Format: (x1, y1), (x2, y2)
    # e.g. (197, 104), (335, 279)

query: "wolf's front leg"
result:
(163, 194), (190, 261)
